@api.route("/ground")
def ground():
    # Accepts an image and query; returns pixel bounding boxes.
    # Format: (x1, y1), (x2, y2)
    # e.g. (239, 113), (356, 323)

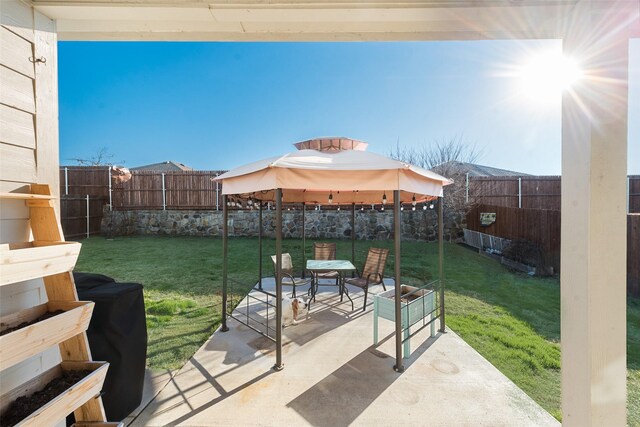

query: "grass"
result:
(75, 235), (639, 424)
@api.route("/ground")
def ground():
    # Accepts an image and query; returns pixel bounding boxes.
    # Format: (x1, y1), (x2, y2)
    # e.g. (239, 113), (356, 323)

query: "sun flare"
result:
(517, 52), (582, 104)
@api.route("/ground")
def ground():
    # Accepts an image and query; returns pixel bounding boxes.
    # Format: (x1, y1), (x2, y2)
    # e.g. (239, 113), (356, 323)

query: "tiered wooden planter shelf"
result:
(0, 301), (94, 370)
(0, 362), (108, 426)
(0, 242), (82, 287)
(0, 186), (111, 426)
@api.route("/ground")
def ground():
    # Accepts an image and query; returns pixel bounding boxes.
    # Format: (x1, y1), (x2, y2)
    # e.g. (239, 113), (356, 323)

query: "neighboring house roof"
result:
(432, 161), (530, 177)
(130, 161), (193, 172)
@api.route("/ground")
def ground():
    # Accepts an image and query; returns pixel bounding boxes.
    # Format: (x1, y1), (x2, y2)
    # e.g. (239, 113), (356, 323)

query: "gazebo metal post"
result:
(274, 188), (284, 371)
(301, 202), (306, 278)
(351, 203), (356, 277)
(438, 196), (445, 333)
(258, 201), (263, 290)
(221, 195), (229, 332)
(393, 190), (404, 372)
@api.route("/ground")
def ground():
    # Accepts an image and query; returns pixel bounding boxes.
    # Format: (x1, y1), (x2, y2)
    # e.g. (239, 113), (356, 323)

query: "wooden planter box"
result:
(0, 241), (81, 287)
(72, 423), (123, 427)
(0, 301), (95, 370)
(0, 361), (109, 427)
(374, 285), (436, 359)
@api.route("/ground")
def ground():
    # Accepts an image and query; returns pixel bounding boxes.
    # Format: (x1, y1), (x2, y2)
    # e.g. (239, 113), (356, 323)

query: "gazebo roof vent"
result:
(294, 137), (368, 152)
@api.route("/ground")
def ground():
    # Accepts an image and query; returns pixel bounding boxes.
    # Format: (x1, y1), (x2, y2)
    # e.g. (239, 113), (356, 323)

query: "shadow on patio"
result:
(131, 281), (558, 427)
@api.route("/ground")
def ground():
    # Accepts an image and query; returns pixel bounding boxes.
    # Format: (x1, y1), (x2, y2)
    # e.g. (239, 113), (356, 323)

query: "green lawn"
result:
(75, 235), (639, 424)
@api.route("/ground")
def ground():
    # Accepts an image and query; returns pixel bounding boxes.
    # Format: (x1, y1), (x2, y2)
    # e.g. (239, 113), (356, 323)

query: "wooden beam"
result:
(32, 1), (580, 41)
(560, 1), (636, 425)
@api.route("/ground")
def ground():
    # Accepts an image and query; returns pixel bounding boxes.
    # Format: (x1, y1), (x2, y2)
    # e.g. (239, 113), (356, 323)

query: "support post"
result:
(301, 202), (306, 278)
(161, 173), (166, 210)
(108, 166), (112, 211)
(561, 2), (635, 424)
(351, 202), (356, 276)
(86, 194), (90, 239)
(438, 196), (445, 333)
(64, 167), (68, 195)
(258, 201), (263, 290)
(517, 177), (522, 208)
(393, 190), (404, 372)
(274, 188), (284, 371)
(221, 195), (229, 332)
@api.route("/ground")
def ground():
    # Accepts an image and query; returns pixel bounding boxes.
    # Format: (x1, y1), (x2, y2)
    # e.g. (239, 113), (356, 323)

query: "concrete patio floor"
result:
(131, 279), (559, 427)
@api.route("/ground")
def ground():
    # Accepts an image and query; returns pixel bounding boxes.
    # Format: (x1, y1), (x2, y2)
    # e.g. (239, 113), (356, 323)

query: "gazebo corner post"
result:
(393, 190), (404, 373)
(301, 202), (306, 278)
(438, 196), (445, 333)
(258, 201), (263, 290)
(274, 188), (284, 371)
(351, 202), (356, 277)
(221, 194), (229, 333)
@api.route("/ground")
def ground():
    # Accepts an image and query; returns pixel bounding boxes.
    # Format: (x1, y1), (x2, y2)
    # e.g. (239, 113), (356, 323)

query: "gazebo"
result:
(215, 137), (452, 372)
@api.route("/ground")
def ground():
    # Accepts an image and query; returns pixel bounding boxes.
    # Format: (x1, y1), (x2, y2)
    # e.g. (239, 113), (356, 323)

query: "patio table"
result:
(306, 260), (356, 310)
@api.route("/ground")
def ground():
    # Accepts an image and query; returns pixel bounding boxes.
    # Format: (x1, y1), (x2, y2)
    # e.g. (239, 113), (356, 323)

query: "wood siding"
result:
(1, 1), (63, 402)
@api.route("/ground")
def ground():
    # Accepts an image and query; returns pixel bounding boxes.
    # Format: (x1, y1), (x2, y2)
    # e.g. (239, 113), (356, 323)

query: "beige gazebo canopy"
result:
(215, 138), (451, 373)
(216, 147), (452, 204)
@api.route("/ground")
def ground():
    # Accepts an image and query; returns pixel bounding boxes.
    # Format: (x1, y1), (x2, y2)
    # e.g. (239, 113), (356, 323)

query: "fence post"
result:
(64, 167), (69, 195)
(518, 177), (522, 208)
(627, 176), (630, 214)
(86, 194), (90, 239)
(108, 166), (112, 211)
(215, 173), (220, 211)
(161, 173), (166, 210)
(465, 173), (469, 204)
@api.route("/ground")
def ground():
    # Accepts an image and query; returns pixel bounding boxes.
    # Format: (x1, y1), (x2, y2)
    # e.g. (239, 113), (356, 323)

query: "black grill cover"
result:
(74, 272), (147, 421)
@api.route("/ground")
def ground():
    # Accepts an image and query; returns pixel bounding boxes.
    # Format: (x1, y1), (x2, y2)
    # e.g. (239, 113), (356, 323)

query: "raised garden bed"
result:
(0, 361), (108, 427)
(374, 285), (436, 359)
(0, 241), (81, 287)
(0, 301), (94, 370)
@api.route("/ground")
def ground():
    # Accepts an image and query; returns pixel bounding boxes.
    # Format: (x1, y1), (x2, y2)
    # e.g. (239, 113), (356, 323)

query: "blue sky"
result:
(58, 40), (639, 175)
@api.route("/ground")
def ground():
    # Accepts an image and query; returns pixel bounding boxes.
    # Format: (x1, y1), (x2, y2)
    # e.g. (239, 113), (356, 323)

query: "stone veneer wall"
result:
(102, 208), (466, 242)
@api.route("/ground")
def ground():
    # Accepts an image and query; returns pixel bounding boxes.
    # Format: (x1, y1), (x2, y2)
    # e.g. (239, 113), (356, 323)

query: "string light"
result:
(382, 192), (387, 205)
(328, 191), (333, 204)
(412, 194), (417, 207)
(400, 205), (404, 211)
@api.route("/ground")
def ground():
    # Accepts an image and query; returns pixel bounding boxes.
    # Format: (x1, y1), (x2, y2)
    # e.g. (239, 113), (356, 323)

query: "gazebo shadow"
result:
(286, 331), (441, 427)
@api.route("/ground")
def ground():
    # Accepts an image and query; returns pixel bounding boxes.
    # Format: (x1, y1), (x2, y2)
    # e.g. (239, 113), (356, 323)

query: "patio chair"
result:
(344, 247), (389, 311)
(270, 253), (311, 298)
(310, 242), (340, 299)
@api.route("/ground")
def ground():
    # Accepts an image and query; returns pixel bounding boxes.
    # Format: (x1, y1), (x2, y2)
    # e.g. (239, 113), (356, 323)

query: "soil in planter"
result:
(0, 310), (65, 336)
(388, 291), (425, 302)
(1, 370), (93, 427)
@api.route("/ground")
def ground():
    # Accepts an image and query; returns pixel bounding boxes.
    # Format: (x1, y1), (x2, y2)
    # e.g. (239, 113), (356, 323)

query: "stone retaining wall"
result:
(102, 208), (465, 241)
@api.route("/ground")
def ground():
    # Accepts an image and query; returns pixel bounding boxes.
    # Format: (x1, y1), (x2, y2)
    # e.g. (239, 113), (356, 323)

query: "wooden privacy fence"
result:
(111, 170), (225, 210)
(466, 204), (561, 273)
(60, 166), (111, 198)
(60, 195), (107, 239)
(629, 215), (640, 297)
(468, 175), (640, 213)
(467, 204), (640, 297)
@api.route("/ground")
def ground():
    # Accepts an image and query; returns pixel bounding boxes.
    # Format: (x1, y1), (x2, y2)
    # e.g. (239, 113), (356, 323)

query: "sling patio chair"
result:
(309, 242), (341, 301)
(271, 253), (311, 299)
(344, 247), (389, 311)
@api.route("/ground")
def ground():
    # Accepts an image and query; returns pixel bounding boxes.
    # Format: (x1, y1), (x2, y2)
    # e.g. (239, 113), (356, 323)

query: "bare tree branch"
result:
(389, 136), (484, 215)
(69, 147), (124, 166)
